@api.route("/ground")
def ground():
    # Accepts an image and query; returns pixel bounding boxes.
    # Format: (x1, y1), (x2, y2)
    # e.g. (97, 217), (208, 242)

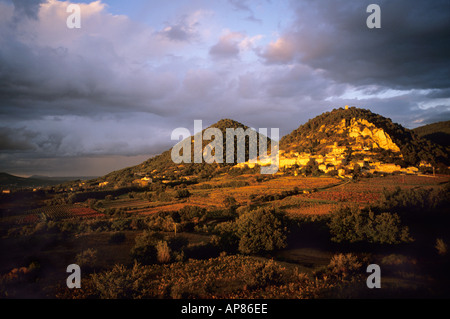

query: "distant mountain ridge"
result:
(413, 120), (450, 149)
(0, 172), (97, 188)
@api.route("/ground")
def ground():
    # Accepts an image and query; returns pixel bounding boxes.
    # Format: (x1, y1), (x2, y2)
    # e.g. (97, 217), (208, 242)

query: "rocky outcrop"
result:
(347, 118), (401, 152)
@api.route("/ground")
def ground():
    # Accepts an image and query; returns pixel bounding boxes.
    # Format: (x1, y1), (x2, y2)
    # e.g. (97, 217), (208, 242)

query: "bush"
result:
(328, 205), (413, 244)
(157, 191), (173, 202)
(436, 238), (448, 256)
(130, 231), (162, 265)
(368, 212), (413, 244)
(223, 196), (238, 212)
(242, 259), (285, 289)
(236, 207), (288, 254)
(130, 217), (147, 230)
(328, 253), (363, 279)
(175, 189), (191, 199)
(111, 219), (131, 231)
(156, 241), (171, 263)
(178, 206), (206, 222)
(91, 262), (154, 299)
(377, 185), (450, 219)
(212, 221), (239, 253)
(146, 214), (176, 232)
(76, 248), (97, 269)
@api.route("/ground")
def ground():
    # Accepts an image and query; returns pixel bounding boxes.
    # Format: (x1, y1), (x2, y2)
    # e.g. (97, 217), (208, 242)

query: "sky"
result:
(1, 0), (450, 177)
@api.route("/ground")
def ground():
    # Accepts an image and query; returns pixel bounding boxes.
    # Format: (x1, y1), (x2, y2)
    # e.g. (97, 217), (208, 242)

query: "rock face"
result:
(315, 116), (401, 153)
(239, 115), (404, 174)
(347, 118), (400, 152)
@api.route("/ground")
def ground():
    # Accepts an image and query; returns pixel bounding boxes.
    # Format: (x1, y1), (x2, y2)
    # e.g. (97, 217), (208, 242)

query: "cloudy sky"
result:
(1, 0), (449, 176)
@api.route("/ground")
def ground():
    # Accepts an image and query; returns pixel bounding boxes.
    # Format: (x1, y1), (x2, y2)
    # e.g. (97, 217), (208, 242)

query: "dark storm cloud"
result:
(0, 127), (37, 151)
(262, 0), (450, 90)
(426, 89), (450, 99)
(0, 33), (179, 120)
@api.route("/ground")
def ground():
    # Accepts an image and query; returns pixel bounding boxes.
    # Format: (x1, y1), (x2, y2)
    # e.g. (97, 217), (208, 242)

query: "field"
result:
(0, 173), (449, 299)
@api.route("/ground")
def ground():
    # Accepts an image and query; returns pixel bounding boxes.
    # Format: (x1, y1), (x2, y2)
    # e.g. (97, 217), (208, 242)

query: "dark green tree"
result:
(236, 207), (288, 254)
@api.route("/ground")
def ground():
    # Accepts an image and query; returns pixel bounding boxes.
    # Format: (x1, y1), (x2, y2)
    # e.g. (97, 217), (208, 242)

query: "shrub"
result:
(242, 259), (285, 289)
(90, 262), (154, 299)
(328, 253), (363, 279)
(147, 214), (176, 232)
(130, 217), (147, 230)
(157, 191), (173, 202)
(130, 231), (162, 265)
(76, 248), (97, 269)
(111, 218), (131, 231)
(175, 189), (191, 199)
(328, 205), (365, 243)
(381, 254), (414, 266)
(368, 212), (413, 244)
(377, 185), (450, 219)
(156, 241), (171, 263)
(236, 207), (288, 254)
(328, 205), (413, 244)
(223, 196), (238, 209)
(435, 238), (448, 256)
(178, 206), (206, 222)
(212, 221), (239, 252)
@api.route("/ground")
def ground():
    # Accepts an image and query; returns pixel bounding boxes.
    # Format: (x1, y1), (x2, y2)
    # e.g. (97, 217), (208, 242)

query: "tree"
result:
(175, 189), (191, 199)
(328, 205), (366, 243)
(75, 248), (97, 271)
(328, 205), (413, 244)
(352, 163), (361, 179)
(302, 159), (321, 176)
(236, 207), (288, 254)
(223, 195), (238, 213)
(130, 231), (163, 264)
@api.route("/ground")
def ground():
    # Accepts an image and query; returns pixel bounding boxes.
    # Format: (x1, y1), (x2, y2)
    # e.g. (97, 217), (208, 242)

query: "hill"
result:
(413, 120), (450, 149)
(0, 172), (86, 188)
(280, 106), (449, 170)
(94, 107), (449, 187)
(98, 119), (272, 185)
